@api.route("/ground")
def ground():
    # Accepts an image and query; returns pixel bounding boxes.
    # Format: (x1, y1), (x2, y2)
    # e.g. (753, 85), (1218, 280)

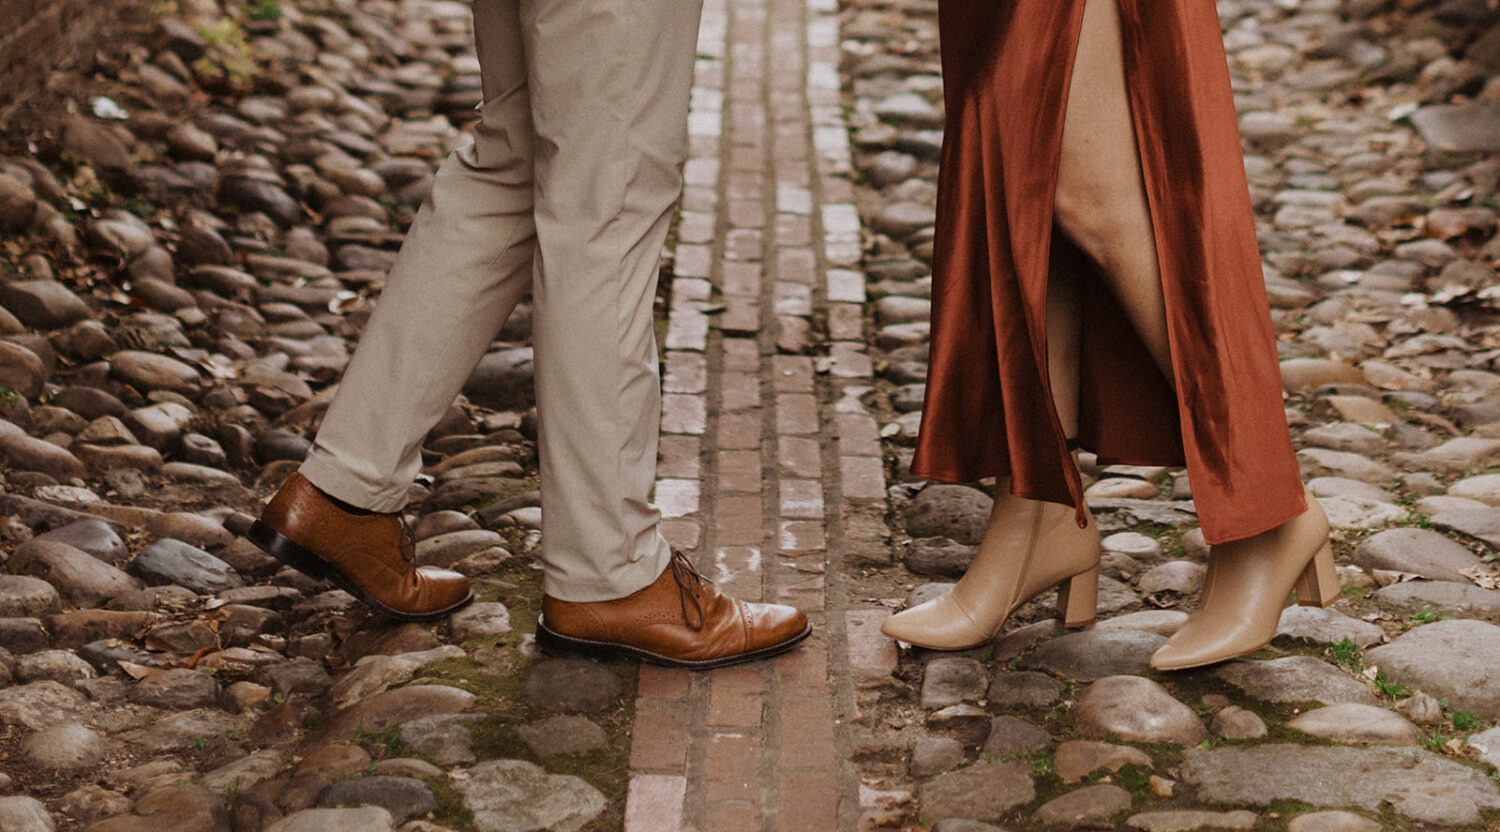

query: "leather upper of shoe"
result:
(542, 551), (809, 662)
(1151, 489), (1331, 670)
(262, 472), (471, 614)
(881, 497), (1100, 649)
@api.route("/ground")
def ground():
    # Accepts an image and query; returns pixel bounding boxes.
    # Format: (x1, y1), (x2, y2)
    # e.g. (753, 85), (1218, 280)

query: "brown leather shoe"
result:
(247, 472), (473, 622)
(536, 551), (811, 669)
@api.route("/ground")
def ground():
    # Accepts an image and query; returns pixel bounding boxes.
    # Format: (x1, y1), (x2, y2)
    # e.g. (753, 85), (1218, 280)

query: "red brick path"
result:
(623, 0), (899, 828)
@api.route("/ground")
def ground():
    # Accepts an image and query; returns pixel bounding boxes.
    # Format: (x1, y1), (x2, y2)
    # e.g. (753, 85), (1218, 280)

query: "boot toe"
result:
(416, 567), (474, 613)
(744, 601), (810, 652)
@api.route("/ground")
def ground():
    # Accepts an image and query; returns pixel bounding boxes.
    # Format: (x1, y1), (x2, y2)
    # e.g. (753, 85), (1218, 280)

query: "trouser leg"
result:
(522, 0), (705, 601)
(300, 0), (537, 510)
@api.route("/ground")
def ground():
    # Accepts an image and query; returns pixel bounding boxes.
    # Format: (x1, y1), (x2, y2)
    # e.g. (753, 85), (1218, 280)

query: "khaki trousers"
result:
(300, 0), (704, 602)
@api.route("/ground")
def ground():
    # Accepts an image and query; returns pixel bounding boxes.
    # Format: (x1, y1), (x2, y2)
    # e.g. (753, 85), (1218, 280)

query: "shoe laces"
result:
(669, 550), (713, 632)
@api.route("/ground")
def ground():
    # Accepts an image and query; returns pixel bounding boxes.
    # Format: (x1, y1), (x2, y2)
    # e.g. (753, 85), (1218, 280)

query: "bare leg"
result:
(1053, 0), (1174, 386)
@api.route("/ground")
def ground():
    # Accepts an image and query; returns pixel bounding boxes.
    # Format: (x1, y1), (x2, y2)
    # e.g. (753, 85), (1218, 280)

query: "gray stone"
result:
(322, 685), (476, 741)
(1392, 437), (1500, 473)
(910, 736), (965, 778)
(1465, 726), (1500, 770)
(1054, 740), (1153, 783)
(1094, 610), (1189, 636)
(1431, 508), (1500, 549)
(1411, 101), (1500, 152)
(398, 713), (485, 766)
(903, 537), (976, 578)
(1182, 744), (1500, 826)
(462, 347), (535, 410)
(918, 761), (1035, 824)
(1033, 784), (1131, 828)
(449, 602), (511, 640)
(981, 714), (1051, 760)
(921, 657), (989, 709)
(20, 723), (106, 769)
(198, 749), (285, 796)
(1215, 656), (1379, 706)
(1210, 706), (1267, 740)
(1353, 528), (1482, 582)
(1136, 561), (1205, 594)
(457, 759), (607, 832)
(15, 650), (95, 683)
(1366, 620), (1500, 718)
(128, 667), (221, 709)
(0, 576), (62, 617)
(9, 539), (141, 607)
(317, 776), (436, 824)
(109, 350), (201, 394)
(0, 681), (91, 729)
(0, 280), (91, 328)
(515, 715), (608, 758)
(219, 177), (302, 227)
(1028, 629), (1166, 682)
(1127, 810), (1258, 831)
(266, 807), (396, 832)
(130, 539), (242, 594)
(0, 420), (87, 481)
(932, 822), (1006, 832)
(986, 671), (1065, 708)
(1274, 606), (1386, 648)
(1374, 580), (1500, 616)
(1075, 676), (1208, 747)
(0, 796), (54, 832)
(906, 485), (992, 545)
(1286, 811), (1382, 832)
(416, 529), (506, 567)
(522, 659), (622, 713)
(330, 646), (466, 708)
(36, 518), (127, 561)
(1287, 702), (1420, 747)
(875, 201), (936, 238)
(1297, 449), (1395, 484)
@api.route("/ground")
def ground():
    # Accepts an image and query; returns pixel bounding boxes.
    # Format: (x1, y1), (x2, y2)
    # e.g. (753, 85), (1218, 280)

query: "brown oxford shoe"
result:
(247, 472), (473, 622)
(536, 550), (811, 669)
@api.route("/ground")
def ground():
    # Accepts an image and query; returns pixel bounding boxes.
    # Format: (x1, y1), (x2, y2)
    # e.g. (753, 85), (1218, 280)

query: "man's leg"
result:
(519, 0), (810, 668)
(301, 0), (539, 510)
(251, 0), (537, 621)
(520, 0), (701, 602)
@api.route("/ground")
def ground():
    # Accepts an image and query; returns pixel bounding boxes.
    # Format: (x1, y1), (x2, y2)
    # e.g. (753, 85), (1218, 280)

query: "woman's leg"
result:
(1049, 0), (1339, 671)
(1052, 0), (1173, 386)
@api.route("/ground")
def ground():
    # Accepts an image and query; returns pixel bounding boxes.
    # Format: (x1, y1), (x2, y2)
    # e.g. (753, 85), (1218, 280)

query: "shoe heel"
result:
(1056, 566), (1098, 629)
(1294, 540), (1340, 608)
(246, 521), (330, 580)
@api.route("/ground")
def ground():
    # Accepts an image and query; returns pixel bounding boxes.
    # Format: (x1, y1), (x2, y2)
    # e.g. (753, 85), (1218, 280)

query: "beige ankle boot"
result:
(1150, 487), (1338, 671)
(881, 490), (1102, 651)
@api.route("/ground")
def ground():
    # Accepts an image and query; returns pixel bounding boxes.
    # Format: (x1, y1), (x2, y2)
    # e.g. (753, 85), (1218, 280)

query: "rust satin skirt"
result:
(911, 0), (1306, 544)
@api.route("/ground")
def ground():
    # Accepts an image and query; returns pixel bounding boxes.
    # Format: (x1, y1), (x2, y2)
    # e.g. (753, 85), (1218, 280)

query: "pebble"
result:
(457, 760), (607, 832)
(448, 601), (511, 639)
(19, 723), (106, 769)
(1028, 629), (1166, 682)
(398, 713), (485, 765)
(910, 736), (965, 778)
(1286, 811), (1382, 832)
(267, 807), (397, 832)
(130, 539), (243, 594)
(1366, 620), (1500, 719)
(1215, 656), (1379, 706)
(1353, 528), (1483, 582)
(0, 796), (55, 832)
(1210, 706), (1268, 740)
(1286, 703), (1422, 746)
(1053, 740), (1153, 783)
(1182, 744), (1500, 826)
(1274, 606), (1386, 648)
(906, 485), (992, 545)
(981, 716), (1050, 758)
(521, 659), (623, 714)
(8, 539), (141, 608)
(986, 671), (1065, 708)
(920, 657), (988, 709)
(1127, 810), (1259, 832)
(516, 714), (608, 758)
(316, 776), (437, 823)
(1074, 676), (1209, 747)
(918, 761), (1035, 825)
(1033, 784), (1132, 827)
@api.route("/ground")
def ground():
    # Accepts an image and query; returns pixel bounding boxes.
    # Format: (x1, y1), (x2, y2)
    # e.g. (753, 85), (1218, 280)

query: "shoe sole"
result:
(535, 616), (813, 670)
(246, 520), (474, 623)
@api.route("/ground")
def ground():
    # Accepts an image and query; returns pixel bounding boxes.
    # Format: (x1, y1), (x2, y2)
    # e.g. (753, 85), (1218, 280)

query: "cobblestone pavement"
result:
(1, 0), (1500, 830)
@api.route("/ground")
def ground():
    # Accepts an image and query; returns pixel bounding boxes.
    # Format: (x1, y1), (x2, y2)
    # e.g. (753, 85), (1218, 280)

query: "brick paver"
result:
(623, 0), (879, 828)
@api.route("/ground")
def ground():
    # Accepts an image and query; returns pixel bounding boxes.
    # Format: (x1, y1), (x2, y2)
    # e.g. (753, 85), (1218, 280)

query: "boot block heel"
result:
(1056, 566), (1099, 629)
(1294, 540), (1340, 608)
